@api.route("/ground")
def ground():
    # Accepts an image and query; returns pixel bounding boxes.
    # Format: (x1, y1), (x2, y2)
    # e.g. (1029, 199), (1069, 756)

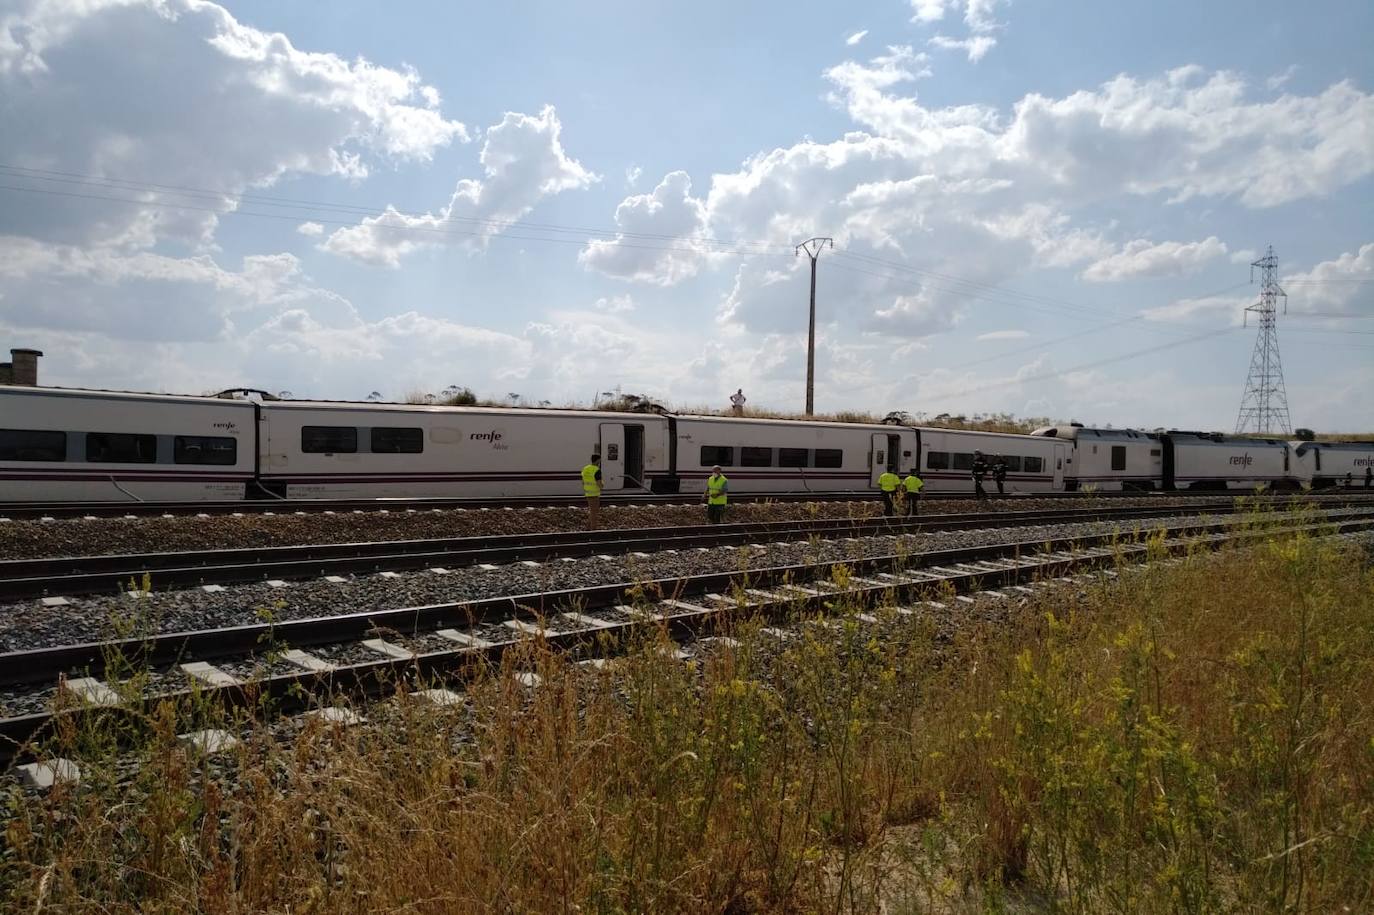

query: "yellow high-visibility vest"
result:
(903, 474), (924, 494)
(706, 473), (729, 505)
(878, 471), (900, 492)
(581, 464), (601, 497)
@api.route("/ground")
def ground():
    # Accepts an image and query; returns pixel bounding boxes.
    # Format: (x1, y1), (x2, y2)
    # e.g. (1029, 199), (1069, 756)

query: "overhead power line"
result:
(0, 163), (793, 257)
(0, 180), (793, 260)
(929, 325), (1242, 400)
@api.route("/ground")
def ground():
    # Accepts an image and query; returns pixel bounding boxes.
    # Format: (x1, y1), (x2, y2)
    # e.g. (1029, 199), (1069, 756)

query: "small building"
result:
(0, 348), (43, 386)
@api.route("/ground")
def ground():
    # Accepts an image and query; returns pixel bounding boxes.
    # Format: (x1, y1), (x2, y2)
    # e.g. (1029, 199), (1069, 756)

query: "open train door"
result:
(598, 423), (626, 491)
(1053, 443), (1066, 491)
(869, 433), (891, 488)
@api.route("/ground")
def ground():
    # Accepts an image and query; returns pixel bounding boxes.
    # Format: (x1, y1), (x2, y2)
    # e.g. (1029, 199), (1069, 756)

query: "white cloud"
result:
(1142, 294), (1247, 323)
(625, 164), (642, 187)
(0, 0), (466, 248)
(977, 329), (1030, 341)
(0, 234), (358, 343)
(910, 0), (1005, 61)
(1266, 64), (1299, 91)
(578, 171), (711, 285)
(928, 34), (997, 62)
(817, 57), (1374, 210)
(961, 0), (1006, 32)
(1081, 236), (1228, 282)
(594, 294), (635, 313)
(845, 30), (869, 46)
(1281, 242), (1374, 314)
(297, 222), (325, 237)
(323, 105), (597, 267)
(1143, 243), (1374, 323)
(1230, 248), (1258, 264)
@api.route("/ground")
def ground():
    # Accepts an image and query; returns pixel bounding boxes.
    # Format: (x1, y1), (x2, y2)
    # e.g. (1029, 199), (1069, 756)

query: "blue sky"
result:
(1, 0), (1371, 430)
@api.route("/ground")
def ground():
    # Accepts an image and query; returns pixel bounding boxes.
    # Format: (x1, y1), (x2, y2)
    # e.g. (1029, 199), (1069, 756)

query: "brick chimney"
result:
(3, 348), (43, 386)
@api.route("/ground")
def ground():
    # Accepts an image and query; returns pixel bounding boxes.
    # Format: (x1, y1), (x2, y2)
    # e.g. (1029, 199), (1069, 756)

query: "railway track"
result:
(4, 506), (1372, 771)
(0, 500), (1256, 600)
(3, 487), (1365, 521)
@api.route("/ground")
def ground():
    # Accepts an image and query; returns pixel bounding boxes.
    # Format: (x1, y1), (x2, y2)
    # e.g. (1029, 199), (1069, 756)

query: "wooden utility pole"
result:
(796, 237), (833, 416)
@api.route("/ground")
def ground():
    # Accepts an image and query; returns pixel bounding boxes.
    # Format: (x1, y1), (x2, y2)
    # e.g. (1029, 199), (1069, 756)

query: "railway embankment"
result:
(3, 492), (1370, 560)
(1, 506), (1371, 911)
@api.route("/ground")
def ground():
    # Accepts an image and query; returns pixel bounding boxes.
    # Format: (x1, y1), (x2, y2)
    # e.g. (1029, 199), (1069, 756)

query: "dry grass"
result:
(3, 515), (1372, 912)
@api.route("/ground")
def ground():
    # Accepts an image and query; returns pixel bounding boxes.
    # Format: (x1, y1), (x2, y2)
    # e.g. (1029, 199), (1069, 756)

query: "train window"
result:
(0, 429), (66, 462)
(926, 451), (950, 470)
(1111, 446), (1127, 471)
(174, 436), (237, 465)
(952, 453), (974, 471)
(1149, 448), (1161, 457)
(1002, 456), (1023, 472)
(700, 445), (734, 466)
(778, 448), (810, 468)
(1024, 456), (1044, 473)
(86, 432), (156, 464)
(370, 427), (424, 454)
(302, 426), (358, 454)
(740, 447), (772, 467)
(815, 449), (843, 468)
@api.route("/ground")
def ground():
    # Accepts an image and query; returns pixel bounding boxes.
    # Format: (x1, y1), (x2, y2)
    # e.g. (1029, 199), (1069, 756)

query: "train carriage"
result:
(0, 386), (256, 502)
(256, 401), (668, 500)
(918, 428), (1068, 493)
(1290, 440), (1374, 489)
(1031, 425), (1163, 491)
(1162, 432), (1292, 491)
(671, 415), (916, 494)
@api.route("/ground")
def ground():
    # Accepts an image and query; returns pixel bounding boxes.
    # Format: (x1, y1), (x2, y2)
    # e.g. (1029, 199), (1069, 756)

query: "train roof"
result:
(0, 384), (1055, 436)
(0, 383), (257, 408)
(1167, 430), (1288, 447)
(1292, 440), (1374, 454)
(1031, 425), (1157, 441)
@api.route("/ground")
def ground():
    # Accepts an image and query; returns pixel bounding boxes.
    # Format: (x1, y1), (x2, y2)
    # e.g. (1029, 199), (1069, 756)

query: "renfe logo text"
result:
(1229, 453), (1253, 467)
(470, 431), (503, 442)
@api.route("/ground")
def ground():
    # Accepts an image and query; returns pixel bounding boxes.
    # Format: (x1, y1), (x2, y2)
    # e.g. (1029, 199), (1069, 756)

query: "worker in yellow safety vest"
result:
(704, 465), (729, 524)
(878, 468), (900, 517)
(581, 455), (603, 527)
(903, 469), (924, 517)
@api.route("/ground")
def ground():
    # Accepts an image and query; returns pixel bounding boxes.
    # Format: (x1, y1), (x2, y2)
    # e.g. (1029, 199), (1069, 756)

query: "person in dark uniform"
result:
(992, 456), (1008, 495)
(1365, 465), (1372, 489)
(971, 451), (989, 499)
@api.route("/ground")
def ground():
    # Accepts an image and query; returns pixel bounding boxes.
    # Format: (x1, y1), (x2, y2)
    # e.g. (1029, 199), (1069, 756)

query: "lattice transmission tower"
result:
(1234, 245), (1291, 435)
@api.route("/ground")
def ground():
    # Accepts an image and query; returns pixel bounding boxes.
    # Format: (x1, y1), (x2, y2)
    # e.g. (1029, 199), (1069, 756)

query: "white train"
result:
(1032, 424), (1371, 491)
(1, 385), (1069, 502)
(1291, 440), (1374, 489)
(1, 385), (1365, 502)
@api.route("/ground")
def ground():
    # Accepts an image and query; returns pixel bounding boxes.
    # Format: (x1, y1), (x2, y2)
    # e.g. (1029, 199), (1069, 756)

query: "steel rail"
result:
(4, 508), (1365, 689)
(3, 512), (1371, 768)
(2, 488), (1362, 521)
(0, 501), (1253, 600)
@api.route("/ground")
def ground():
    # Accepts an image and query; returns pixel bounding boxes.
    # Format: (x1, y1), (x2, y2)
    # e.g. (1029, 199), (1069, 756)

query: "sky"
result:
(1, 0), (1371, 431)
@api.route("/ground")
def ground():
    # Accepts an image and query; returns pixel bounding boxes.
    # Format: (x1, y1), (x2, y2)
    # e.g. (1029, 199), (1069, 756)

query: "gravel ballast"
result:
(3, 507), (1363, 654)
(0, 494), (1339, 561)
(3, 523), (1371, 723)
